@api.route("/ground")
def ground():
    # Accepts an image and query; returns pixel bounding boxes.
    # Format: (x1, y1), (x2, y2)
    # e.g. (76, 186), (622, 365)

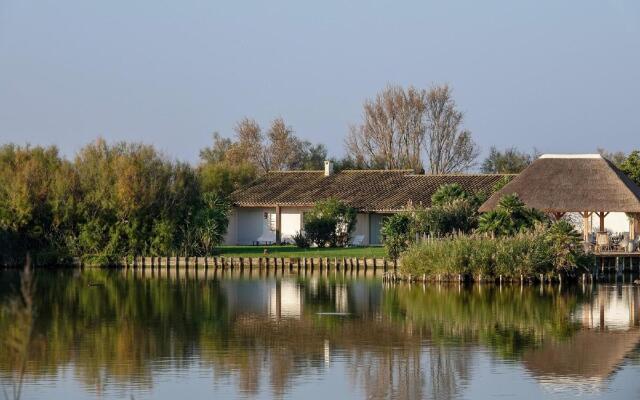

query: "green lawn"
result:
(217, 245), (387, 258)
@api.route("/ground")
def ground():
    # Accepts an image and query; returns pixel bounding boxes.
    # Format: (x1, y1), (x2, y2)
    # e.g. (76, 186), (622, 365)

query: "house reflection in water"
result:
(523, 285), (640, 391)
(220, 277), (383, 319)
(221, 280), (304, 318)
(269, 281), (304, 318)
(574, 285), (640, 331)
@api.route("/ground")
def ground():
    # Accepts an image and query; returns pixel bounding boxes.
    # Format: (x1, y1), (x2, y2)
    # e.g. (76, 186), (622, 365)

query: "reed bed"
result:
(400, 230), (590, 282)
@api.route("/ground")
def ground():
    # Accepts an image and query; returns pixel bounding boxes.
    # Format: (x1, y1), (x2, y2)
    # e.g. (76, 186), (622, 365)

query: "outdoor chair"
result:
(619, 236), (630, 252)
(595, 232), (612, 253)
(254, 234), (276, 246)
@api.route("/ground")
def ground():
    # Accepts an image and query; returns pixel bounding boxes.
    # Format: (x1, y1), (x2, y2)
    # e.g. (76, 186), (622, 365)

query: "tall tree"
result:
(346, 84), (478, 173)
(228, 118), (267, 171)
(346, 85), (427, 171)
(481, 147), (535, 174)
(198, 130), (257, 197)
(0, 144), (77, 262)
(619, 150), (640, 186)
(265, 117), (301, 171)
(425, 85), (478, 173)
(201, 116), (326, 175)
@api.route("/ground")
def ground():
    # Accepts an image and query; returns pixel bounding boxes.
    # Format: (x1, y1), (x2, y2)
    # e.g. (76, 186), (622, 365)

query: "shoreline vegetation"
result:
(385, 188), (595, 283)
(398, 229), (593, 283)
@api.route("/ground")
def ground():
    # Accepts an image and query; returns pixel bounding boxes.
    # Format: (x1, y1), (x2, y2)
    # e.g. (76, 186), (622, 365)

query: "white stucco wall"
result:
(231, 207), (276, 245)
(568, 211), (633, 234)
(226, 207), (310, 245)
(223, 208), (238, 245)
(227, 208), (386, 246)
(281, 207), (308, 243)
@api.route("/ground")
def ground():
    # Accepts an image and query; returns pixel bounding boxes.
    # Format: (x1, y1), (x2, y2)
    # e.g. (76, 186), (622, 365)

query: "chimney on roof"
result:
(324, 160), (334, 176)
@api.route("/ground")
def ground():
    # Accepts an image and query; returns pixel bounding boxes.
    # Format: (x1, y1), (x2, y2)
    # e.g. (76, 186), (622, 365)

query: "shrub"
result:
(303, 198), (356, 247)
(544, 220), (594, 273)
(477, 194), (546, 237)
(431, 183), (469, 206)
(193, 193), (230, 255)
(412, 199), (479, 238)
(292, 231), (310, 248)
(303, 215), (335, 247)
(381, 213), (412, 259)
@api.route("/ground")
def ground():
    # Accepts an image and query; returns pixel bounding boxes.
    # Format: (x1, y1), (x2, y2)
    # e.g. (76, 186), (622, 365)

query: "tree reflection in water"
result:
(0, 269), (638, 399)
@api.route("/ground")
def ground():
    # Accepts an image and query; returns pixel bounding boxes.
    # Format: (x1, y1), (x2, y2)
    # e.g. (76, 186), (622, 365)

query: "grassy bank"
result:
(216, 245), (386, 258)
(400, 227), (593, 281)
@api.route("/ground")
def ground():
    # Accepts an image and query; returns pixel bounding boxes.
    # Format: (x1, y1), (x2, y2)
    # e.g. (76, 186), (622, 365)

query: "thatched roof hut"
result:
(479, 154), (640, 213)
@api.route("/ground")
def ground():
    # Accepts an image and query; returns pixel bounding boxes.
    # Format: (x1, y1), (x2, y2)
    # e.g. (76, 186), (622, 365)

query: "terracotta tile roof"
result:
(231, 170), (509, 211)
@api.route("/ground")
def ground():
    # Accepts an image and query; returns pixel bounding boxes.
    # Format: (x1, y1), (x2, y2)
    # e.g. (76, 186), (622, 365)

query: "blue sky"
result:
(1, 0), (639, 165)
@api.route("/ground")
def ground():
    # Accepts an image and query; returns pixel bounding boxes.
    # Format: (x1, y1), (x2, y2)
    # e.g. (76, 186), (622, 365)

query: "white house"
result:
(224, 161), (508, 246)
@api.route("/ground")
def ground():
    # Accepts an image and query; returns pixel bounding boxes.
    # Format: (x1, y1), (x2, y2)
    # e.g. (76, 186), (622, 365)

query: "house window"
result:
(264, 212), (276, 231)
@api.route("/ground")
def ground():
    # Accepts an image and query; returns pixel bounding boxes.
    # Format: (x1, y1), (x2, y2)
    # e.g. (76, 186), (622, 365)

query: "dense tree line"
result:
(0, 140), (228, 265)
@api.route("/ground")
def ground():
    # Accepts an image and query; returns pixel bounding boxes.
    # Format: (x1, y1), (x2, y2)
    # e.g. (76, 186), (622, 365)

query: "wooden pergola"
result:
(575, 211), (639, 242)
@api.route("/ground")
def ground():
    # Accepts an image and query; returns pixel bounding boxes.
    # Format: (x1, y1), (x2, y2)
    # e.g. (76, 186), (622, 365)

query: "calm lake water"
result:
(1, 269), (639, 400)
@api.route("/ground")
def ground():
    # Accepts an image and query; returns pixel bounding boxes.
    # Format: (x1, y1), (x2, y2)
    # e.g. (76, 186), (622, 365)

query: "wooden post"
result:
(581, 212), (592, 242)
(275, 205), (282, 245)
(629, 213), (638, 242)
(596, 211), (609, 233)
